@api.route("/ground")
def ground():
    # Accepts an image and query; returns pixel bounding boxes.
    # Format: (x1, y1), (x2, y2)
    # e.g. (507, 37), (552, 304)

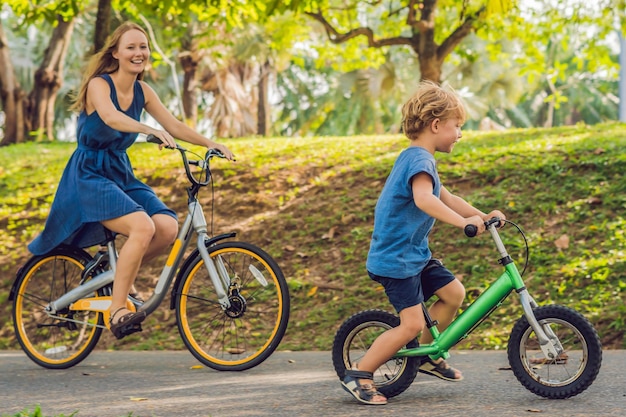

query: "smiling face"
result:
(434, 117), (463, 153)
(112, 29), (150, 75)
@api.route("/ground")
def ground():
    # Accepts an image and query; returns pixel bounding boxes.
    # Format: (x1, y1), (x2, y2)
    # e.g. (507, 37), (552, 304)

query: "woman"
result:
(28, 22), (235, 339)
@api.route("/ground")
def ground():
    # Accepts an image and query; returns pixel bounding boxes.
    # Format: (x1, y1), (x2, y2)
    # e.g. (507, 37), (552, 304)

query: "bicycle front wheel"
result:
(12, 247), (104, 369)
(507, 305), (602, 399)
(175, 241), (290, 371)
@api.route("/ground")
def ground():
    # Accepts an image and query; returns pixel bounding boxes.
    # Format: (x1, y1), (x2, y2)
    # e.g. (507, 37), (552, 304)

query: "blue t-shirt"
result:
(366, 146), (440, 278)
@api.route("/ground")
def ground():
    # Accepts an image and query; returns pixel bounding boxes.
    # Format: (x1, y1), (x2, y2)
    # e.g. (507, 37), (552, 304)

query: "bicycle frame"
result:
(395, 222), (562, 361)
(45, 151), (234, 321)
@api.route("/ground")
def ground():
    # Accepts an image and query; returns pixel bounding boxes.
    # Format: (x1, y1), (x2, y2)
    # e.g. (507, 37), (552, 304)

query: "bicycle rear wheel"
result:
(11, 247), (104, 369)
(507, 305), (602, 398)
(175, 241), (290, 371)
(332, 309), (420, 399)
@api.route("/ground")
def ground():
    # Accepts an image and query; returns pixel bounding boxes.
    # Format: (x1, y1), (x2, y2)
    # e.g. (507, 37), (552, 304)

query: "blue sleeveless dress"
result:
(28, 74), (176, 255)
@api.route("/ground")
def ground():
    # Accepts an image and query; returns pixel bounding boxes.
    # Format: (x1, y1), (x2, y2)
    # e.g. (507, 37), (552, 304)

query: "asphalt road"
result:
(1, 350), (624, 417)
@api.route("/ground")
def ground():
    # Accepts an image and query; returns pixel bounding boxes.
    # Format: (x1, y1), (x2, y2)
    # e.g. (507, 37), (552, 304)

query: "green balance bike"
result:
(332, 218), (602, 399)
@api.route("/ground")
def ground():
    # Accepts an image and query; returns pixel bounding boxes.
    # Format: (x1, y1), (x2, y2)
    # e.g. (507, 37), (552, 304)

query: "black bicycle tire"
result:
(332, 309), (420, 399)
(175, 241), (290, 371)
(12, 247), (103, 369)
(507, 304), (602, 399)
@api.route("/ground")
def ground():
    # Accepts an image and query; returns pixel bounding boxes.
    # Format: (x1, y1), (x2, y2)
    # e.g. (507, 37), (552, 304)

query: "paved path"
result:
(1, 350), (624, 417)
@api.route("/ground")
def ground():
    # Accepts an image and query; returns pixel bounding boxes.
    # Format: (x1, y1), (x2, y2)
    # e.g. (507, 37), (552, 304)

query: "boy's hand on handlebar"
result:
(484, 210), (507, 227)
(465, 215), (486, 235)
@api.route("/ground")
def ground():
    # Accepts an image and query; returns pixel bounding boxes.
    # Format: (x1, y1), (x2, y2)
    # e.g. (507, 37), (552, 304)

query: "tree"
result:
(0, 19), (25, 145)
(94, 0), (113, 52)
(27, 15), (75, 142)
(0, 1), (80, 145)
(304, 0), (514, 83)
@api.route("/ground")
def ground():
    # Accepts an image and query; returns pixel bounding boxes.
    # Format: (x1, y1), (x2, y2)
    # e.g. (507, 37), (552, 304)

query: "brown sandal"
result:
(109, 307), (146, 340)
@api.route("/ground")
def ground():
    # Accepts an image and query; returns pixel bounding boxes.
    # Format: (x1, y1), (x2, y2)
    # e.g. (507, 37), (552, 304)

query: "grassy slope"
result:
(0, 123), (624, 351)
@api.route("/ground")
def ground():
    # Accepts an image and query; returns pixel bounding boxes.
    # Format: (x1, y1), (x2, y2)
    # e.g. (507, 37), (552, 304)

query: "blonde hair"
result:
(401, 80), (466, 140)
(70, 22), (149, 113)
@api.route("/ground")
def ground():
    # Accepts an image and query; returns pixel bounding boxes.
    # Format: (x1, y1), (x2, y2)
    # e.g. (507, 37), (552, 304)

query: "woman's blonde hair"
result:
(401, 80), (466, 140)
(70, 22), (149, 112)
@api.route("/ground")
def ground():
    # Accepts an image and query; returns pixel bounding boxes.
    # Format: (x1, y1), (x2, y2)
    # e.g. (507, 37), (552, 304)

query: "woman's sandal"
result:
(109, 307), (146, 340)
(341, 370), (387, 405)
(419, 358), (464, 382)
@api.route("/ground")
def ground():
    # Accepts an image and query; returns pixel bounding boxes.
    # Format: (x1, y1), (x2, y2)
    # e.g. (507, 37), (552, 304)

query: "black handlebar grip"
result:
(464, 224), (478, 238)
(146, 134), (160, 144)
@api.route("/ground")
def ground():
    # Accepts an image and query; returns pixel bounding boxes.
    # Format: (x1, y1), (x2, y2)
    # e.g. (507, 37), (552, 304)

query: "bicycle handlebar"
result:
(145, 134), (226, 187)
(464, 217), (503, 238)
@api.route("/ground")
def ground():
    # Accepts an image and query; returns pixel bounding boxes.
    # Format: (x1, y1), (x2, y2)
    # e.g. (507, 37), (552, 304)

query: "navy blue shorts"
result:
(368, 259), (456, 313)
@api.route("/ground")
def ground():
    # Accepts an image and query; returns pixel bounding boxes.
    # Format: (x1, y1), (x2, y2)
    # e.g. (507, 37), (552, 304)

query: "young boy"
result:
(341, 81), (506, 405)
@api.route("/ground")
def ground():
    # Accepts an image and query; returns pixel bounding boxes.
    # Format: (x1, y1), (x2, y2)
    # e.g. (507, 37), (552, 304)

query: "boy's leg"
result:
(420, 278), (465, 344)
(359, 303), (425, 372)
(345, 304), (425, 404)
(343, 272), (425, 404)
(419, 261), (466, 380)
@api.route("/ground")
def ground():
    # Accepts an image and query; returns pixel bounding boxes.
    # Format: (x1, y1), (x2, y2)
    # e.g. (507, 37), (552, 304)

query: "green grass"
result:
(2, 408), (137, 417)
(2, 406), (76, 417)
(1, 122), (624, 352)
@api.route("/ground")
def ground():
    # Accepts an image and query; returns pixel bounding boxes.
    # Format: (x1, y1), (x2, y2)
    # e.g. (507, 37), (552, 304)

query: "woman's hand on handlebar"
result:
(148, 129), (177, 150)
(211, 143), (235, 161)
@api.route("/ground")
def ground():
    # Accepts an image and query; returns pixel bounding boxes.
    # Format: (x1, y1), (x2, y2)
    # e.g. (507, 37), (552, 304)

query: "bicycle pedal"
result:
(113, 323), (143, 340)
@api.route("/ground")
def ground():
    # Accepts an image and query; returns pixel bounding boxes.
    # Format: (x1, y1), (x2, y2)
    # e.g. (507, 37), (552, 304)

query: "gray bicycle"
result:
(10, 135), (290, 370)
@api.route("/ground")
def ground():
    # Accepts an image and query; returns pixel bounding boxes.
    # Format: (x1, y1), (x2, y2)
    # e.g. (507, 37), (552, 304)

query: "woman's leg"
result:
(142, 214), (178, 261)
(102, 212), (155, 321)
(128, 214), (178, 298)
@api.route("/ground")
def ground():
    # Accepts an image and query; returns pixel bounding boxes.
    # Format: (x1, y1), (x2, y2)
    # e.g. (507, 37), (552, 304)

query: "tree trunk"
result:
(94, 0), (113, 53)
(179, 24), (199, 127)
(0, 20), (26, 146)
(26, 15), (75, 142)
(180, 55), (199, 128)
(416, 53), (442, 83)
(257, 60), (271, 136)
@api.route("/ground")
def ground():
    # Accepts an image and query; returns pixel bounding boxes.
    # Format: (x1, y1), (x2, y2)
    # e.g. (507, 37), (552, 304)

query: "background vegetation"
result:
(1, 0), (624, 145)
(1, 122), (624, 351)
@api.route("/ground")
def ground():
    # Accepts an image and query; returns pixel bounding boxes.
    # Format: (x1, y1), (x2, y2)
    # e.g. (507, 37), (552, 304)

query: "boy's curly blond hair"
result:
(401, 80), (466, 140)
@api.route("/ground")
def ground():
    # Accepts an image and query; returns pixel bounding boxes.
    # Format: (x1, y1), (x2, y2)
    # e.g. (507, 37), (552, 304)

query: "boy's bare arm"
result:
(411, 173), (484, 231)
(440, 186), (486, 217)
(441, 186), (507, 224)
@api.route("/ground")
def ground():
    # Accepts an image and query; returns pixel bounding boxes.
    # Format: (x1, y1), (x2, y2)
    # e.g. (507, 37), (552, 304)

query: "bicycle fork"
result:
(489, 224), (563, 360)
(189, 200), (232, 310)
(518, 289), (564, 359)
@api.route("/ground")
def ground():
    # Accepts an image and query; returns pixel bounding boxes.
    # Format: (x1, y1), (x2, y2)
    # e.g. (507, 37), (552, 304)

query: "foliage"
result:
(0, 123), (624, 352)
(2, 405), (77, 417)
(1, 0), (624, 144)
